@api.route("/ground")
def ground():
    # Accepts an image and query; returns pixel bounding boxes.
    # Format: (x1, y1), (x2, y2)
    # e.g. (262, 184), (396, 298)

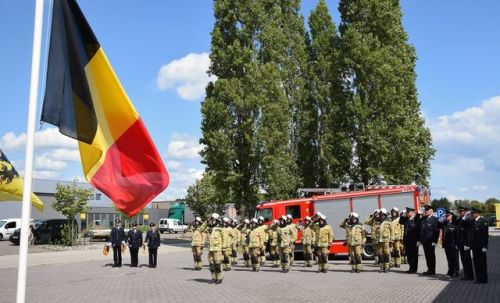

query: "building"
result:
(0, 178), (169, 232)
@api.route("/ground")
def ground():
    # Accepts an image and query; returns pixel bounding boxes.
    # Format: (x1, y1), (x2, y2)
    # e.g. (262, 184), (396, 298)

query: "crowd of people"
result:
(189, 205), (489, 285)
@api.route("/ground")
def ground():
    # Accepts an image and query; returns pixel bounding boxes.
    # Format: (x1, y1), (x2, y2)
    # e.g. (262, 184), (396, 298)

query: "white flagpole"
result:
(16, 0), (45, 302)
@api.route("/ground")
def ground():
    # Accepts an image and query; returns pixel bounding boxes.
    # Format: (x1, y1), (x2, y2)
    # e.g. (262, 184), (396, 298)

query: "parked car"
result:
(8, 220), (40, 245)
(0, 218), (21, 241)
(10, 219), (76, 245)
(488, 216), (497, 227)
(159, 218), (187, 234)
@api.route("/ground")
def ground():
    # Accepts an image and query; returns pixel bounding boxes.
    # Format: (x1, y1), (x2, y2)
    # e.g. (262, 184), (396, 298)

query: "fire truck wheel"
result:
(362, 242), (375, 260)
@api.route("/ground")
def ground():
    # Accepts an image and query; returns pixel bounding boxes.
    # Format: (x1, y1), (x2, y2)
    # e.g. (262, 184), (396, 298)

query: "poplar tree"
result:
(338, 0), (434, 184)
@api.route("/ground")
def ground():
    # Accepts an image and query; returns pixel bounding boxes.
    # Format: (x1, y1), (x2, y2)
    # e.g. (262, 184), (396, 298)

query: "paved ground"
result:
(0, 231), (498, 303)
(0, 240), (51, 256)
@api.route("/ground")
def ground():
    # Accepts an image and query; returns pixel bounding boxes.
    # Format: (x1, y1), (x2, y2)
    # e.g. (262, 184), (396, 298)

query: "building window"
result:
(95, 193), (101, 200)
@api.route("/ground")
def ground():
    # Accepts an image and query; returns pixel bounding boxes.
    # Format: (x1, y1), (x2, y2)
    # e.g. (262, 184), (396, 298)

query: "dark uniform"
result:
(109, 222), (126, 267)
(456, 209), (474, 280)
(127, 225), (143, 267)
(471, 209), (489, 284)
(439, 213), (459, 277)
(145, 224), (161, 268)
(400, 208), (420, 273)
(421, 206), (439, 275)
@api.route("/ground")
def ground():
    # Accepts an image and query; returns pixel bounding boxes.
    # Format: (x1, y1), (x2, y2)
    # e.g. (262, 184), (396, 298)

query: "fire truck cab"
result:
(255, 184), (429, 259)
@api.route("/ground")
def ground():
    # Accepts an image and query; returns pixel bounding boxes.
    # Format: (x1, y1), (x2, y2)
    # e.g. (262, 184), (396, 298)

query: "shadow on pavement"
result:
(189, 278), (213, 284)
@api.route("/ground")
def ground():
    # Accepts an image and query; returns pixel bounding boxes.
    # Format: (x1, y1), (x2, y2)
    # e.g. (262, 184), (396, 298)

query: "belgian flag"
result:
(41, 0), (169, 216)
(0, 148), (44, 211)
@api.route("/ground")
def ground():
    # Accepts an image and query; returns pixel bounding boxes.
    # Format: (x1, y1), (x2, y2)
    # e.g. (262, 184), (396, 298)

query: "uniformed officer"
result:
(221, 217), (234, 271)
(341, 212), (365, 273)
(286, 214), (298, 266)
(300, 216), (316, 267)
(256, 216), (269, 265)
(248, 218), (264, 272)
(268, 219), (280, 267)
(470, 207), (489, 284)
(377, 208), (393, 273)
(230, 219), (240, 265)
(277, 215), (292, 273)
(456, 207), (474, 280)
(365, 209), (381, 265)
(399, 207), (420, 273)
(439, 211), (460, 278)
(237, 219), (251, 267)
(189, 217), (205, 270)
(316, 215), (333, 273)
(145, 222), (161, 268)
(108, 218), (126, 267)
(390, 207), (403, 268)
(420, 205), (439, 275)
(127, 222), (143, 267)
(206, 213), (225, 284)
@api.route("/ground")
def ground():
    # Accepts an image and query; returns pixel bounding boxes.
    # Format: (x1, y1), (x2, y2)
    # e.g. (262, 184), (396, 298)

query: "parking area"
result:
(0, 230), (498, 303)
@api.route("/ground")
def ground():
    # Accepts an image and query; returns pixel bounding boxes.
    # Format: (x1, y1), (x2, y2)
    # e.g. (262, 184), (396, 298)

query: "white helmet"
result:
(272, 219), (279, 224)
(380, 208), (388, 214)
(315, 211), (322, 217)
(258, 216), (264, 221)
(211, 213), (220, 220)
(286, 214), (293, 219)
(375, 209), (380, 213)
(195, 216), (202, 222)
(280, 215), (287, 221)
(223, 217), (230, 223)
(351, 212), (359, 218)
(391, 207), (399, 212)
(320, 214), (327, 220)
(243, 218), (250, 224)
(251, 218), (258, 224)
(232, 219), (238, 224)
(305, 216), (311, 221)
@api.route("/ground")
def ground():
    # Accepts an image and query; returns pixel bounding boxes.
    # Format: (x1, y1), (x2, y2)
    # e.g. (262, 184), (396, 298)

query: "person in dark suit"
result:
(439, 211), (460, 278)
(127, 222), (143, 267)
(109, 218), (126, 267)
(420, 205), (440, 275)
(145, 222), (161, 268)
(470, 208), (489, 284)
(456, 207), (474, 280)
(399, 207), (421, 274)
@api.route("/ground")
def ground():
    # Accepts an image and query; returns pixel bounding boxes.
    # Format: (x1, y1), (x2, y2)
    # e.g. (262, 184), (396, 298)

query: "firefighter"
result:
(221, 217), (234, 271)
(470, 207), (489, 284)
(365, 209), (381, 265)
(230, 219), (240, 265)
(206, 213), (225, 284)
(312, 212), (323, 264)
(316, 215), (334, 273)
(189, 217), (205, 270)
(341, 212), (366, 273)
(268, 219), (280, 267)
(421, 205), (439, 276)
(256, 216), (269, 266)
(237, 219), (251, 268)
(439, 211), (460, 278)
(456, 207), (474, 280)
(248, 218), (264, 271)
(300, 216), (316, 267)
(378, 208), (393, 273)
(390, 207), (403, 268)
(286, 214), (298, 266)
(277, 215), (292, 273)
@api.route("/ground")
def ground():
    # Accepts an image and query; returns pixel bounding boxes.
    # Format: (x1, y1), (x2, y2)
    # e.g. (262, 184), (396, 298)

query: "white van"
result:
(0, 218), (21, 241)
(158, 218), (187, 234)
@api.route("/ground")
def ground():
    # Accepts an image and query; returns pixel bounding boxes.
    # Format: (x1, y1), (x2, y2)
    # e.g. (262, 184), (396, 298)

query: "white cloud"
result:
(167, 134), (204, 159)
(433, 156), (485, 177)
(18, 169), (61, 180)
(35, 154), (67, 170)
(166, 160), (182, 171)
(1, 127), (76, 152)
(156, 52), (216, 101)
(48, 148), (80, 162)
(157, 162), (204, 200)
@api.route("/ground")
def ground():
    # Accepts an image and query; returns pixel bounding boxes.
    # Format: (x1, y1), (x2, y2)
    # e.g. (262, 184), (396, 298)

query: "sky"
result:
(0, 0), (499, 203)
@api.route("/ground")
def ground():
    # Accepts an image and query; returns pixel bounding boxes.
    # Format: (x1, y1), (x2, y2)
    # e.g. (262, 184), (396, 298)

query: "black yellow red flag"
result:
(41, 0), (169, 216)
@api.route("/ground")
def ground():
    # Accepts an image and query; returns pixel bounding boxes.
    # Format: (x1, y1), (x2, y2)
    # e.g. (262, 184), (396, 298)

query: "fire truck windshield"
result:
(255, 208), (273, 222)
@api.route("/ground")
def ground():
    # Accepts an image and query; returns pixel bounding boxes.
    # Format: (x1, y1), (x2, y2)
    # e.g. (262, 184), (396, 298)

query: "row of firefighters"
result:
(189, 207), (407, 284)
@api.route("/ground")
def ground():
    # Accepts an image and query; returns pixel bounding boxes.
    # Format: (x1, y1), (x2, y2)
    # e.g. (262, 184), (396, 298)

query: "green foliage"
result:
(52, 183), (92, 245)
(185, 173), (226, 218)
(431, 197), (452, 211)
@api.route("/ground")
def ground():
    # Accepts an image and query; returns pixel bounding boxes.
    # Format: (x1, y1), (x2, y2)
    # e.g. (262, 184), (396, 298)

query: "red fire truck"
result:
(255, 184), (430, 259)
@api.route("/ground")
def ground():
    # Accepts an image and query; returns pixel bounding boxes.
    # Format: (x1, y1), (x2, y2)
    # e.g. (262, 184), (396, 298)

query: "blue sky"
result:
(0, 0), (499, 202)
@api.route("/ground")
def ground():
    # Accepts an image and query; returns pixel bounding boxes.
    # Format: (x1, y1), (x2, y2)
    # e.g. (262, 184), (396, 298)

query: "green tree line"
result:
(190, 0), (435, 216)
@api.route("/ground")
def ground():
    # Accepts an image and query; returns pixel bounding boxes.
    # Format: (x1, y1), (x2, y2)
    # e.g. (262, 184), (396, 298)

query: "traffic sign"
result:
(436, 208), (445, 220)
